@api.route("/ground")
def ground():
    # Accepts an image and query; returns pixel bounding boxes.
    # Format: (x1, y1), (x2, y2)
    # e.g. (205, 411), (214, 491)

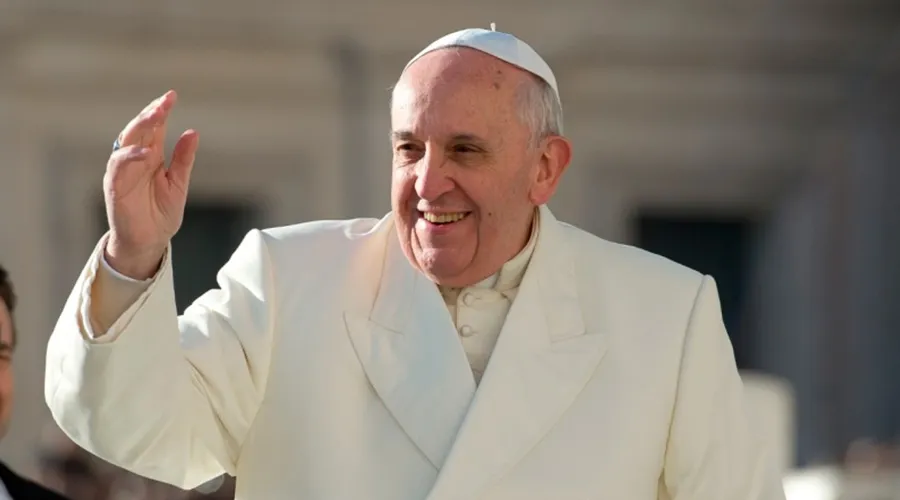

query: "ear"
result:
(529, 135), (572, 205)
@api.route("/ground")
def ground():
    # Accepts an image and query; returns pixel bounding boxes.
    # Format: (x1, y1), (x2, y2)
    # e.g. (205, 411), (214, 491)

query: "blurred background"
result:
(0, 0), (898, 498)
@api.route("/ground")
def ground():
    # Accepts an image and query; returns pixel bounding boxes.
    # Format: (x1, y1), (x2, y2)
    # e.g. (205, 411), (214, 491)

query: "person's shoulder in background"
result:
(0, 460), (69, 500)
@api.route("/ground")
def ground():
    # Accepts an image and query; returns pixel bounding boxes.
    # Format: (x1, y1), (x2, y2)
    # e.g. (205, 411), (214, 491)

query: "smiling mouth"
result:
(419, 211), (471, 225)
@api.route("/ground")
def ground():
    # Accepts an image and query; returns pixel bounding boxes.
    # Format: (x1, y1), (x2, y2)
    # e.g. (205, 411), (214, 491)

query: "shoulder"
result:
(555, 220), (708, 333)
(559, 221), (704, 294)
(226, 215), (389, 266)
(553, 221), (714, 369)
(0, 461), (69, 500)
(261, 217), (385, 244)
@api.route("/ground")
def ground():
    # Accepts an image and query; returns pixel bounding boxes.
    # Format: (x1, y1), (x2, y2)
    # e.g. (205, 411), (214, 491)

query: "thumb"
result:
(168, 129), (199, 189)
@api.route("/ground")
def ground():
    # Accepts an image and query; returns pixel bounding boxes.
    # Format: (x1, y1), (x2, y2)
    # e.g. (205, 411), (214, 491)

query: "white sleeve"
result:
(45, 229), (277, 490)
(86, 235), (156, 338)
(661, 276), (786, 500)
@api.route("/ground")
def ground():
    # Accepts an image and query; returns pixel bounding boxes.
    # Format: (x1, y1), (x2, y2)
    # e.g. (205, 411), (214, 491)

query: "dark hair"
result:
(0, 264), (16, 348)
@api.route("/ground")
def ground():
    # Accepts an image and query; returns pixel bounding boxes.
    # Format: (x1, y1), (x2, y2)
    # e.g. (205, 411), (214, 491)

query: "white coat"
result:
(45, 205), (785, 499)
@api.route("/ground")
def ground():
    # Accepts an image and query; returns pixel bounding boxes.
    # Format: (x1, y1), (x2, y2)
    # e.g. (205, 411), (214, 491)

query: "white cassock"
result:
(45, 205), (786, 499)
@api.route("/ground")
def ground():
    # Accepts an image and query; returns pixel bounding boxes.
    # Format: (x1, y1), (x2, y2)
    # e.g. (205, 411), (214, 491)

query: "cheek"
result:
(391, 167), (424, 238)
(390, 167), (414, 204)
(474, 170), (529, 215)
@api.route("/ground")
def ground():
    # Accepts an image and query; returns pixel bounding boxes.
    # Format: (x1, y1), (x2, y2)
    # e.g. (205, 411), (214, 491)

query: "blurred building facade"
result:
(0, 0), (898, 486)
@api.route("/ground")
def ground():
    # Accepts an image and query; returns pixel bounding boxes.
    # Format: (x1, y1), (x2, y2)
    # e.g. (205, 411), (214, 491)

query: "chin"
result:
(415, 249), (471, 284)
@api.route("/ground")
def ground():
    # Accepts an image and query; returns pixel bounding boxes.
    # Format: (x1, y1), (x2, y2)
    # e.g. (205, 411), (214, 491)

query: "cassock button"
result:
(462, 292), (476, 306)
(459, 325), (476, 337)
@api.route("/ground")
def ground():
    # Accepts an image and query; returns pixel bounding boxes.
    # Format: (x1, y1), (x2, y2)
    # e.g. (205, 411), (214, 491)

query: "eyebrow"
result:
(390, 131), (488, 145)
(391, 130), (414, 141)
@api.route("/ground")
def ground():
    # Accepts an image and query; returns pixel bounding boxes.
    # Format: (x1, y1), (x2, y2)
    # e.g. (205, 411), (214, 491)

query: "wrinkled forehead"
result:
(391, 48), (528, 138)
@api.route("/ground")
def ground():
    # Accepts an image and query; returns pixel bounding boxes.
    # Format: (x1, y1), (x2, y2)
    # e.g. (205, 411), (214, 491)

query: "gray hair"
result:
(516, 74), (564, 145)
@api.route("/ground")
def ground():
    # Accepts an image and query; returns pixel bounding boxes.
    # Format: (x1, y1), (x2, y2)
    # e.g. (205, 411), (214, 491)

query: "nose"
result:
(414, 148), (454, 202)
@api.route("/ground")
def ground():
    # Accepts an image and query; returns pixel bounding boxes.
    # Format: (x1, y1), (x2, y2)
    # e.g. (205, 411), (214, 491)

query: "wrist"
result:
(104, 235), (166, 281)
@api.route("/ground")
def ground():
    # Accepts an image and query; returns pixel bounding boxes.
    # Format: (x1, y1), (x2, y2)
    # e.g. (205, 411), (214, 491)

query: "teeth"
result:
(423, 212), (468, 224)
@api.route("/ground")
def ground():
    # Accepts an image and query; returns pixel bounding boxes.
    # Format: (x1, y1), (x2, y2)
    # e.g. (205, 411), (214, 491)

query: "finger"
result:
(167, 129), (199, 189)
(117, 94), (171, 150)
(147, 90), (178, 152)
(118, 90), (178, 149)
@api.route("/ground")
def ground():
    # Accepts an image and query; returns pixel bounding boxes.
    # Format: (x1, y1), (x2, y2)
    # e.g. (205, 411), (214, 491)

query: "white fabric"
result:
(404, 27), (560, 103)
(89, 252), (151, 336)
(44, 205), (785, 500)
(439, 211), (538, 383)
(88, 214), (540, 385)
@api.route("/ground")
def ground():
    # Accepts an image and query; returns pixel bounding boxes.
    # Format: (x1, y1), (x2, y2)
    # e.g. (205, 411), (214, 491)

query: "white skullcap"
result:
(403, 25), (560, 104)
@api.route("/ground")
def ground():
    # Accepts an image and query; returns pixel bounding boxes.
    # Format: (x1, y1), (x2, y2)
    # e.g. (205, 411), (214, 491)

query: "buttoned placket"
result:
(455, 288), (511, 383)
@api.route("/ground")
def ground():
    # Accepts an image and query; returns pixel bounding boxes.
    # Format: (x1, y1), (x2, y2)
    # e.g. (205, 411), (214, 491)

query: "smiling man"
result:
(45, 28), (785, 499)
(389, 46), (564, 289)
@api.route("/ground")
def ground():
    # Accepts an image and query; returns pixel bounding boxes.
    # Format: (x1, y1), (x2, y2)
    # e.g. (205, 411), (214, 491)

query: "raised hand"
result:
(103, 90), (199, 280)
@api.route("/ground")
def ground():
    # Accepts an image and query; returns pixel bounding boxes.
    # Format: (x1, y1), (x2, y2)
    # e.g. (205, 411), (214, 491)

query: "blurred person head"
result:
(390, 29), (572, 288)
(0, 265), (16, 440)
(38, 423), (114, 499)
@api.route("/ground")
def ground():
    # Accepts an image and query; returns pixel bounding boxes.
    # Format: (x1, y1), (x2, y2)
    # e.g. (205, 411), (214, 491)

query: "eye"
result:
(395, 142), (421, 153)
(452, 144), (480, 154)
(394, 142), (424, 165)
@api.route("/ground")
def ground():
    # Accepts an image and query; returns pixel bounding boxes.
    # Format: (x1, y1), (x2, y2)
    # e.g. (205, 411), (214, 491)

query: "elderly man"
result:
(45, 28), (786, 499)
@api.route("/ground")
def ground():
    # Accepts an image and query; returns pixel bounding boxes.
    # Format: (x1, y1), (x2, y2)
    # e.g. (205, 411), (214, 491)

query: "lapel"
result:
(343, 216), (476, 469)
(343, 206), (609, 498)
(425, 205), (609, 500)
